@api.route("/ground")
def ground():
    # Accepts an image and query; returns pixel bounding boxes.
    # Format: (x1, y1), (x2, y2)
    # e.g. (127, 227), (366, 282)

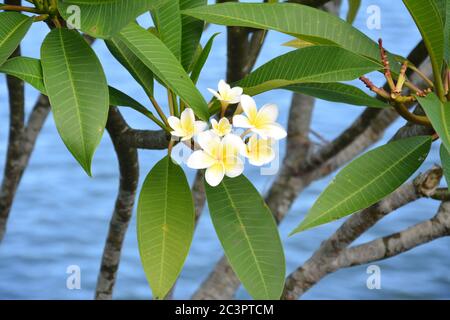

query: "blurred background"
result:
(0, 0), (449, 299)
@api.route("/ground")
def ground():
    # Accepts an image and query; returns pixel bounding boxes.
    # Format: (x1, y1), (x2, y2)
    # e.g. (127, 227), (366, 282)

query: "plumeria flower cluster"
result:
(168, 80), (287, 187)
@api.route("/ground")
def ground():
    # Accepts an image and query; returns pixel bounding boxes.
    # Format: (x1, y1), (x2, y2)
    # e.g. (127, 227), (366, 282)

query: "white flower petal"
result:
(187, 151), (216, 169)
(251, 128), (269, 139)
(208, 88), (222, 100)
(170, 130), (185, 138)
(224, 156), (244, 178)
(168, 116), (182, 132)
(229, 87), (243, 104)
(262, 123), (287, 140)
(232, 114), (253, 129)
(222, 133), (246, 156)
(218, 80), (230, 94)
(197, 130), (221, 155)
(205, 163), (225, 187)
(240, 95), (258, 120)
(180, 108), (195, 130)
(257, 103), (279, 124)
(194, 120), (208, 134)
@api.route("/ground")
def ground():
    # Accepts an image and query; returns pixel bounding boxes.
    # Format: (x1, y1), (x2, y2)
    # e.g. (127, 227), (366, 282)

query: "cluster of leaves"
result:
(1, 0), (449, 300)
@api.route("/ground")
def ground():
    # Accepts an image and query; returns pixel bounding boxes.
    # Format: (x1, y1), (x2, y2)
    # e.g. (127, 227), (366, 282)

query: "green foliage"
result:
(180, 0), (207, 71)
(440, 144), (450, 187)
(284, 82), (390, 108)
(238, 46), (381, 96)
(41, 28), (109, 176)
(0, 56), (46, 93)
(105, 37), (155, 98)
(417, 93), (450, 153)
(403, 0), (444, 71)
(182, 3), (394, 64)
(57, 0), (163, 38)
(0, 12), (32, 66)
(205, 175), (285, 300)
(346, 0), (361, 24)
(291, 136), (432, 234)
(151, 0), (182, 59)
(115, 23), (209, 120)
(190, 33), (219, 84)
(138, 156), (195, 300)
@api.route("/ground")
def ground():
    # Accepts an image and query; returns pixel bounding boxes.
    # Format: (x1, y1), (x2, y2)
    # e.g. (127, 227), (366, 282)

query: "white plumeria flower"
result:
(242, 134), (276, 166)
(208, 80), (243, 106)
(168, 108), (207, 141)
(233, 95), (287, 140)
(211, 118), (232, 137)
(187, 131), (245, 187)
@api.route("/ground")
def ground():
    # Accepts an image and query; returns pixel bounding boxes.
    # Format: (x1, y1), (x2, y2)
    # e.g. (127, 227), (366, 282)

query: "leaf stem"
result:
(150, 96), (169, 127)
(1, 4), (42, 13)
(393, 102), (431, 126)
(167, 89), (176, 117)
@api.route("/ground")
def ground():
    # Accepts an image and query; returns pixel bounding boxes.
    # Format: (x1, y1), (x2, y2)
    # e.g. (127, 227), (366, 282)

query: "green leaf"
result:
(0, 12), (32, 66)
(115, 22), (209, 120)
(0, 56), (46, 93)
(182, 3), (391, 64)
(109, 86), (145, 109)
(443, 1), (450, 64)
(57, 0), (164, 38)
(151, 0), (182, 58)
(41, 28), (109, 176)
(190, 32), (219, 84)
(291, 136), (432, 234)
(284, 82), (390, 108)
(440, 143), (450, 186)
(403, 0), (444, 71)
(180, 0), (207, 70)
(205, 175), (285, 300)
(105, 37), (154, 97)
(346, 0), (361, 24)
(237, 46), (381, 96)
(417, 93), (450, 153)
(137, 156), (195, 300)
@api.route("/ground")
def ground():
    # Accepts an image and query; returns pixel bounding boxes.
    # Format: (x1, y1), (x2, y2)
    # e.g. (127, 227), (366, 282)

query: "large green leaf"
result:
(151, 0), (182, 58)
(190, 33), (219, 84)
(41, 29), (109, 176)
(403, 0), (444, 70)
(182, 3), (391, 64)
(205, 175), (285, 300)
(417, 93), (450, 153)
(347, 0), (361, 24)
(105, 37), (154, 97)
(291, 136), (432, 234)
(442, 0), (450, 64)
(137, 156), (195, 300)
(0, 12), (32, 66)
(0, 56), (46, 93)
(440, 143), (450, 186)
(180, 0), (207, 70)
(285, 82), (390, 108)
(115, 23), (209, 120)
(0, 57), (147, 115)
(57, 0), (164, 38)
(237, 46), (381, 96)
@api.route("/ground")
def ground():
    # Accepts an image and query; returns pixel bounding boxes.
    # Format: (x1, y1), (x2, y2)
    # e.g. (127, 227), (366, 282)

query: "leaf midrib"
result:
(221, 180), (270, 299)
(57, 30), (88, 164)
(0, 15), (30, 48)
(158, 159), (170, 296)
(301, 138), (429, 230)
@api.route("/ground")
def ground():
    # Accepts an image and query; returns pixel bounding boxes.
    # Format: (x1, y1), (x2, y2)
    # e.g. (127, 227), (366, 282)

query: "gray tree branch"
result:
(282, 166), (443, 299)
(95, 107), (139, 300)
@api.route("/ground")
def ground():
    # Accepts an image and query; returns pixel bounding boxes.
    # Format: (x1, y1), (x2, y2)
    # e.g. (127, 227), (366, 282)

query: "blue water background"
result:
(0, 0), (449, 299)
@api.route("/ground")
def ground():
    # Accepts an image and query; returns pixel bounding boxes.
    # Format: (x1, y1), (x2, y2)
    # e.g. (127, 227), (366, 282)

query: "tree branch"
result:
(95, 107), (139, 300)
(282, 166), (443, 299)
(335, 201), (450, 268)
